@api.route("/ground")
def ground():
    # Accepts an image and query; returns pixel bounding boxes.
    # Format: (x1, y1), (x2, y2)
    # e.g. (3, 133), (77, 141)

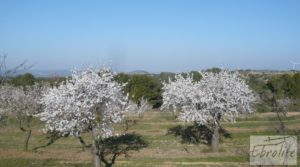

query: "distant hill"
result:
(26, 69), (150, 77)
(128, 70), (149, 75)
(16, 69), (70, 77)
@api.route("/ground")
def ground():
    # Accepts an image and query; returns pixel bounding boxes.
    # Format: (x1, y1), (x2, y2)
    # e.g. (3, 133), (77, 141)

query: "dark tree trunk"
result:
(78, 136), (87, 151)
(24, 129), (32, 151)
(101, 153), (116, 167)
(33, 131), (60, 151)
(105, 163), (113, 167)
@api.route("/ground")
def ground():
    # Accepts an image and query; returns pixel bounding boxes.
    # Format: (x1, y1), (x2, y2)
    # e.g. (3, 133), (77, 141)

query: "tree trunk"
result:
(78, 136), (87, 151)
(211, 124), (219, 152)
(93, 154), (102, 167)
(91, 139), (103, 167)
(276, 110), (286, 135)
(89, 127), (102, 167)
(101, 154), (115, 167)
(24, 129), (32, 151)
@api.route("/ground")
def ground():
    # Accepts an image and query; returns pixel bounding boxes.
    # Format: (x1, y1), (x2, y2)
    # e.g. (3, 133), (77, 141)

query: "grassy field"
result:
(0, 111), (300, 167)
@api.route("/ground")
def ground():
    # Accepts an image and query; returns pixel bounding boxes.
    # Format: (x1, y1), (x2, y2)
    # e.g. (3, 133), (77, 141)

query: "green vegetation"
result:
(179, 71), (202, 82)
(115, 73), (163, 108)
(205, 67), (222, 73)
(11, 73), (35, 86)
(247, 72), (300, 112)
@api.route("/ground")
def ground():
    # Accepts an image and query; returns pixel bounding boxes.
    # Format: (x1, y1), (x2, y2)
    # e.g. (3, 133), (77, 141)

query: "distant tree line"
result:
(6, 70), (300, 112)
(8, 73), (65, 87)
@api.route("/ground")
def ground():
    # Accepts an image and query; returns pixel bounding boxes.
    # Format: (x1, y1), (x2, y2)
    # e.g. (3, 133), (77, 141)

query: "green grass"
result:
(0, 111), (300, 167)
(0, 159), (92, 167)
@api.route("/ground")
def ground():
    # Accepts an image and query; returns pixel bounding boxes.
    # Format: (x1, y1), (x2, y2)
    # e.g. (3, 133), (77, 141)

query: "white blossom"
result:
(0, 83), (48, 119)
(161, 70), (256, 125)
(37, 68), (128, 138)
(126, 97), (151, 116)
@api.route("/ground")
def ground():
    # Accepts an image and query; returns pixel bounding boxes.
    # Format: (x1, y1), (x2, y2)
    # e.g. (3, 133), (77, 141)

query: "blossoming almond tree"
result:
(161, 70), (256, 151)
(0, 83), (48, 150)
(37, 68), (148, 167)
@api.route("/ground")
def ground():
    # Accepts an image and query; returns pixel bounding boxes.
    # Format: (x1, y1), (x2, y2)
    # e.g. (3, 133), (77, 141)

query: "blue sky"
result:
(0, 0), (300, 72)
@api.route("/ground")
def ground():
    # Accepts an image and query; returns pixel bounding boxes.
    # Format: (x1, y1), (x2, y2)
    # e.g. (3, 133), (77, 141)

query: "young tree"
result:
(161, 70), (256, 151)
(0, 85), (11, 124)
(126, 97), (151, 117)
(0, 83), (48, 150)
(36, 68), (147, 167)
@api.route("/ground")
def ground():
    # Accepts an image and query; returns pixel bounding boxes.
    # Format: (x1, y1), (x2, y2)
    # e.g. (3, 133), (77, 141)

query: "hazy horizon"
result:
(16, 67), (299, 78)
(1, 0), (300, 72)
